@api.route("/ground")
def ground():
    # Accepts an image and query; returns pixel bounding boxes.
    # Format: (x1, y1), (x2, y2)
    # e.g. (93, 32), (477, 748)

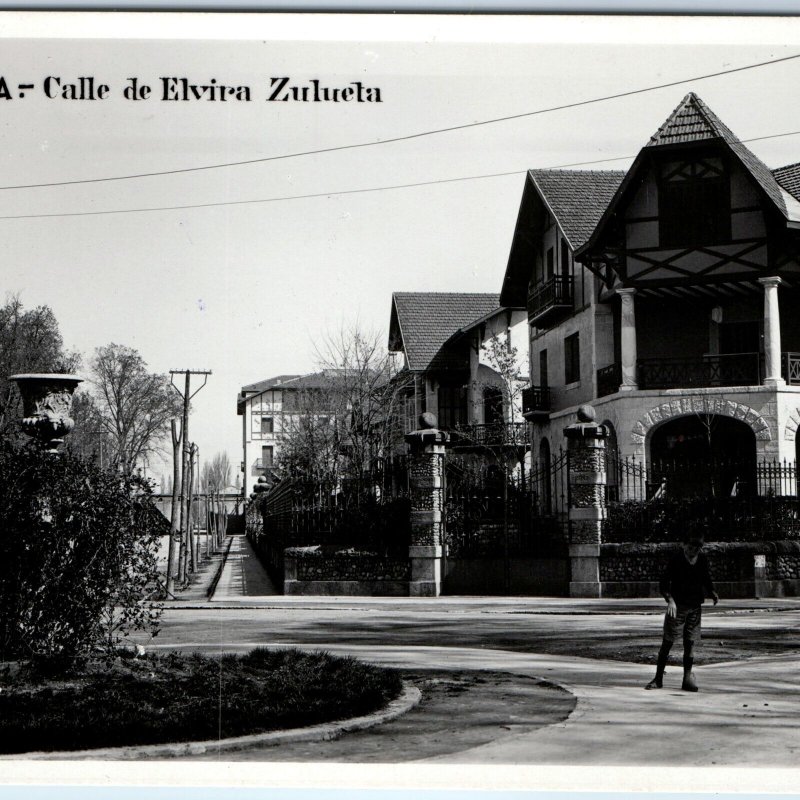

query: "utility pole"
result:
(169, 369), (211, 589)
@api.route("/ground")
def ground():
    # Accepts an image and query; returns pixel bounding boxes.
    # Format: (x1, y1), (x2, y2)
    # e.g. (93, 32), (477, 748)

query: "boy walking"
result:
(645, 530), (719, 692)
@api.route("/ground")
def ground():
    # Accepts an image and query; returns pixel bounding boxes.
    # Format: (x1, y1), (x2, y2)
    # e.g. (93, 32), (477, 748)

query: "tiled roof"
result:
(391, 292), (500, 372)
(529, 169), (626, 249)
(773, 162), (800, 202)
(647, 92), (792, 219)
(240, 374), (301, 393)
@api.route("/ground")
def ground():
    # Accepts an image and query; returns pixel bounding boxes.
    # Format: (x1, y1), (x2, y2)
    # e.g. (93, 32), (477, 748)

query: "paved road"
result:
(147, 595), (800, 767)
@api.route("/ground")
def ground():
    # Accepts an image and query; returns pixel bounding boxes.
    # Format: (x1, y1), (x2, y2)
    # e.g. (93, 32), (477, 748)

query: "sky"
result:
(4, 12), (800, 490)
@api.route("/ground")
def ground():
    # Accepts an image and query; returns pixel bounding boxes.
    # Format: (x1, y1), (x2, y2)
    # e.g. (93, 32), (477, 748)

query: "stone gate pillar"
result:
(565, 405), (608, 598)
(405, 412), (449, 597)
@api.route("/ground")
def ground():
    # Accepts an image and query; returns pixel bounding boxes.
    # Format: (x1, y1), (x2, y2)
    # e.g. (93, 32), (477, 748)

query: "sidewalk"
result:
(211, 533), (278, 599)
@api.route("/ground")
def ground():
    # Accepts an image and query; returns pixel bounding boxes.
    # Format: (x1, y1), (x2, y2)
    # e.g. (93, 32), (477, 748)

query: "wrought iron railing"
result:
(596, 363), (622, 398)
(522, 385), (550, 415)
(783, 352), (800, 385)
(453, 422), (530, 447)
(527, 275), (573, 324)
(637, 352), (762, 389)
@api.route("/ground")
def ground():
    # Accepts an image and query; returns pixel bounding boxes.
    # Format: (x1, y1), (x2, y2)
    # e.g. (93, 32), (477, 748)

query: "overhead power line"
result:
(1, 127), (800, 221)
(0, 51), (799, 193)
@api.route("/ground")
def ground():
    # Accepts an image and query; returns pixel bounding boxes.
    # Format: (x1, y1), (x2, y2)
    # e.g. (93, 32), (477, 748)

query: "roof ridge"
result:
(529, 167), (627, 176)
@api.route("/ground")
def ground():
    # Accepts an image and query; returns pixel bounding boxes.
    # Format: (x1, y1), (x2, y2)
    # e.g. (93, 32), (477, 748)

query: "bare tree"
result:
(89, 343), (183, 475)
(278, 326), (411, 485)
(202, 451), (232, 550)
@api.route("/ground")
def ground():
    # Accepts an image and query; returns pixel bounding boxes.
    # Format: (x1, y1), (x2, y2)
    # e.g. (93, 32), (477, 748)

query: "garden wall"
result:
(600, 541), (800, 598)
(283, 547), (410, 596)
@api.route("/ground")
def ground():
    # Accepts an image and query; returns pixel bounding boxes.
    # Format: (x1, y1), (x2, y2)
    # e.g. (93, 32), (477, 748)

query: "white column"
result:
(617, 288), (638, 391)
(759, 276), (785, 386)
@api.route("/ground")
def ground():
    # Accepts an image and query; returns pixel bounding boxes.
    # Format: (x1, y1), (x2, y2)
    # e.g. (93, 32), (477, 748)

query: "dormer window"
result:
(658, 156), (730, 248)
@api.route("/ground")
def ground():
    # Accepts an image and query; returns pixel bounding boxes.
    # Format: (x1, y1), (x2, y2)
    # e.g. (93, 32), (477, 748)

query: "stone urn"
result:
(10, 373), (83, 453)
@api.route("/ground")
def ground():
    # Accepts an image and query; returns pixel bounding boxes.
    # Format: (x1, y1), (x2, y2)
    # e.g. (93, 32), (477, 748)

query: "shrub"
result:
(0, 440), (162, 662)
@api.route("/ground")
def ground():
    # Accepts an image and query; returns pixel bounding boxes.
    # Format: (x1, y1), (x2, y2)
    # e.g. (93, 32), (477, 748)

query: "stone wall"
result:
(283, 547), (410, 596)
(600, 540), (800, 597)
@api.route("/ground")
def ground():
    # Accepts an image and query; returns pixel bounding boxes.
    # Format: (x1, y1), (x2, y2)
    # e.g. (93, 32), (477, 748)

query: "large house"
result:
(387, 292), (529, 447)
(237, 371), (343, 489)
(501, 93), (800, 499)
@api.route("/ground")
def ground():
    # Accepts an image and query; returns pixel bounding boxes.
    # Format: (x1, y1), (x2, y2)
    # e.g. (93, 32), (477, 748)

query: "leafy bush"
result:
(0, 647), (403, 753)
(0, 440), (162, 662)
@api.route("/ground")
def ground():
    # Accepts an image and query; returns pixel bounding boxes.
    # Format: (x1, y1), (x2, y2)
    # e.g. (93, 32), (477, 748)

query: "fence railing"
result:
(603, 455), (800, 542)
(596, 363), (622, 398)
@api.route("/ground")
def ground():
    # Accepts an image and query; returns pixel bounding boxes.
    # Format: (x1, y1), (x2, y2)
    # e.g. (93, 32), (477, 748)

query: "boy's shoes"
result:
(682, 672), (699, 692)
(644, 677), (663, 690)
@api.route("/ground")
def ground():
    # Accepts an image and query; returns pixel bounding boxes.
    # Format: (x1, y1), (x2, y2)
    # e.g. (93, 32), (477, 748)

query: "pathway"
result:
(211, 534), (278, 599)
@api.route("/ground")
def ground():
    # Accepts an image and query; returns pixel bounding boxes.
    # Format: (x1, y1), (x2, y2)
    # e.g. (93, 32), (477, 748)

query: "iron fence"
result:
(443, 449), (568, 559)
(603, 455), (800, 542)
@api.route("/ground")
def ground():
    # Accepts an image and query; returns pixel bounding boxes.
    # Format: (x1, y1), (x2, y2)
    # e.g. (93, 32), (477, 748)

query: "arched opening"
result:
(649, 414), (756, 497)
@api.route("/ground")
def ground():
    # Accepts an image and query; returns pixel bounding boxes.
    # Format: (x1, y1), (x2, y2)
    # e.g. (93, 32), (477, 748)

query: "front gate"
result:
(442, 450), (570, 594)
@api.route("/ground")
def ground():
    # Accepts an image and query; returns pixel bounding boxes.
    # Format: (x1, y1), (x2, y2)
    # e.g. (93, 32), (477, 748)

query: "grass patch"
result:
(0, 647), (402, 755)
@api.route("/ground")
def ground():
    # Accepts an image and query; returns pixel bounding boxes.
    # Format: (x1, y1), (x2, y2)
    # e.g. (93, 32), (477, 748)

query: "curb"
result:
(6, 682), (422, 761)
(207, 536), (235, 600)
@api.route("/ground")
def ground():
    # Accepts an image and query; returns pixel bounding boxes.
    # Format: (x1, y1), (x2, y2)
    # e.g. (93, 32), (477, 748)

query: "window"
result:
(659, 157), (730, 248)
(261, 416), (273, 434)
(539, 349), (549, 388)
(546, 246), (555, 279)
(437, 384), (467, 430)
(403, 393), (416, 433)
(564, 332), (580, 384)
(261, 446), (274, 468)
(560, 238), (570, 279)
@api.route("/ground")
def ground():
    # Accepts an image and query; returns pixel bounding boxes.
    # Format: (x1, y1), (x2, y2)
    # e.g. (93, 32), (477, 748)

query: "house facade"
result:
(387, 292), (529, 446)
(502, 93), (800, 500)
(237, 371), (342, 492)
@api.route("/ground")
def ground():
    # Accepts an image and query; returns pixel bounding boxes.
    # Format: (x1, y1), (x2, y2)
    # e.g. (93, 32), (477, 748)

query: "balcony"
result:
(596, 363), (622, 398)
(594, 352), (800, 395)
(452, 422), (530, 448)
(527, 275), (574, 328)
(522, 385), (551, 419)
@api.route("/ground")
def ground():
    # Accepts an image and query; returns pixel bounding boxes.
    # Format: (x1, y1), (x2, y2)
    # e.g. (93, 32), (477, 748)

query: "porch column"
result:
(565, 405), (608, 598)
(405, 412), (449, 597)
(617, 288), (638, 391)
(759, 276), (785, 387)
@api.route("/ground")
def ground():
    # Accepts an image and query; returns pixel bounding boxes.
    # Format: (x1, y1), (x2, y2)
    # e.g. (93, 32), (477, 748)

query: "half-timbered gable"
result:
(578, 93), (800, 293)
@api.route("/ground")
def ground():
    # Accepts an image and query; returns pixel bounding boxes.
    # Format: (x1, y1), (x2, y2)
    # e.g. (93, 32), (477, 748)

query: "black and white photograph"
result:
(2, 10), (800, 794)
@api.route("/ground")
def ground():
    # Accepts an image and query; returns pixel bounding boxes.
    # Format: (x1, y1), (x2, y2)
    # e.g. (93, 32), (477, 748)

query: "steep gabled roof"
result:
(529, 169), (626, 251)
(646, 92), (794, 218)
(499, 169), (624, 306)
(389, 292), (500, 372)
(577, 92), (800, 259)
(773, 161), (800, 202)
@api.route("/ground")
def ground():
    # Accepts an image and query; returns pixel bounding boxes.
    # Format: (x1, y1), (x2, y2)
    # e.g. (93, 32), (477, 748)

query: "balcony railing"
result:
(527, 275), (573, 328)
(453, 422), (530, 447)
(784, 352), (800, 385)
(522, 385), (551, 418)
(596, 363), (622, 398)
(254, 458), (275, 470)
(593, 352), (800, 397)
(637, 352), (762, 390)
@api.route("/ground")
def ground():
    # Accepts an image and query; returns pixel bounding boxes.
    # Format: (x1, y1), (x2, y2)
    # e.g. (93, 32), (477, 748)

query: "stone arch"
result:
(629, 397), (771, 446)
(784, 408), (800, 442)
